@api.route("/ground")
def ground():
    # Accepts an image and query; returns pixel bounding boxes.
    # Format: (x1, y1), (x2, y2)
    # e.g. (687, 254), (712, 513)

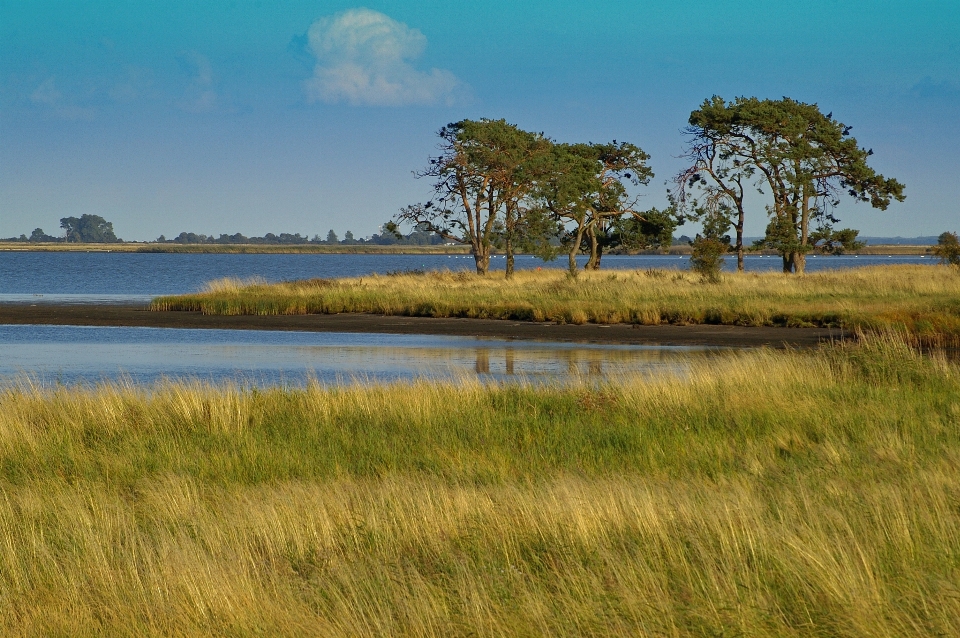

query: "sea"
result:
(0, 251), (933, 386)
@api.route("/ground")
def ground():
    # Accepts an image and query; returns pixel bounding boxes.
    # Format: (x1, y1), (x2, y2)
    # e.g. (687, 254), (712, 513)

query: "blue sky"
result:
(2, 0), (958, 240)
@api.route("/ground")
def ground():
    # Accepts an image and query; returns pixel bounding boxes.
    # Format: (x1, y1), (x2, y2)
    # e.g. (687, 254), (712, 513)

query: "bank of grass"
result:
(153, 264), (960, 345)
(1, 336), (958, 635)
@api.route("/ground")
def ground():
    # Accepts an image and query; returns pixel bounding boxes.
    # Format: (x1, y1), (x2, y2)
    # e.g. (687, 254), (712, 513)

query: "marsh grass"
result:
(153, 265), (960, 344)
(1, 338), (959, 635)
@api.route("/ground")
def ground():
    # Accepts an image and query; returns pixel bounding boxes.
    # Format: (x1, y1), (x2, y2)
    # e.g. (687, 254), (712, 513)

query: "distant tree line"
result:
(2, 215), (120, 243)
(394, 96), (908, 277)
(2, 216), (445, 246)
(153, 225), (445, 246)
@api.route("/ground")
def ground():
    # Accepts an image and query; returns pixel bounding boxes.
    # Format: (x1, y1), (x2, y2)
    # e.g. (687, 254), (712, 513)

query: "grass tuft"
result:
(0, 339), (958, 634)
(152, 265), (960, 345)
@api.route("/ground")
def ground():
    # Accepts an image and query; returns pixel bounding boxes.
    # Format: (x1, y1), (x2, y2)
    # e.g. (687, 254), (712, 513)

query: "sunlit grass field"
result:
(1, 336), (958, 635)
(152, 265), (960, 345)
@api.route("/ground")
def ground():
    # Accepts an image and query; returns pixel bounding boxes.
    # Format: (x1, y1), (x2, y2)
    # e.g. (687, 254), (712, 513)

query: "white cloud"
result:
(29, 77), (96, 120)
(177, 52), (219, 113)
(108, 66), (153, 103)
(302, 8), (463, 107)
(30, 77), (61, 105)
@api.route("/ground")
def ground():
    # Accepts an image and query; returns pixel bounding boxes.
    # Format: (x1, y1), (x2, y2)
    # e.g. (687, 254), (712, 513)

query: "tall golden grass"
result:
(1, 337), (958, 635)
(152, 265), (960, 344)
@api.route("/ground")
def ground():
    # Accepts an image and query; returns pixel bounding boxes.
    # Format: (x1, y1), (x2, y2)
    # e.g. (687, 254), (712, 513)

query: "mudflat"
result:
(0, 303), (847, 347)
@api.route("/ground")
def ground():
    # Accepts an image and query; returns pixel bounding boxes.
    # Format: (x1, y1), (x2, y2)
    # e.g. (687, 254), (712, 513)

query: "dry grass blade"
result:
(0, 338), (957, 635)
(152, 265), (960, 345)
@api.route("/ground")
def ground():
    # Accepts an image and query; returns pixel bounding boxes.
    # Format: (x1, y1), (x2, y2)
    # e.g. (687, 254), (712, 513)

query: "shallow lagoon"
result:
(0, 325), (713, 386)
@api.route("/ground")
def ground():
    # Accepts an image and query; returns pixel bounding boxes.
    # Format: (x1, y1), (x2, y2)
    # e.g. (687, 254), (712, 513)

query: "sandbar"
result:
(0, 303), (850, 347)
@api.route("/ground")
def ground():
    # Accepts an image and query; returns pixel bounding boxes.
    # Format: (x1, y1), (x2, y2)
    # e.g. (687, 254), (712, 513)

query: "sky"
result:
(2, 0), (958, 241)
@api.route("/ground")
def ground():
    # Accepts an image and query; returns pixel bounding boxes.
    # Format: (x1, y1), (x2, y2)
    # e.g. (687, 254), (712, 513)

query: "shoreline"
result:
(0, 304), (847, 347)
(0, 242), (933, 256)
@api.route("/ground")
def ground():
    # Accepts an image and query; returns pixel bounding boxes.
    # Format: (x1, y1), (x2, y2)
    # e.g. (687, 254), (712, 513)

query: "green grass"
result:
(1, 337), (959, 635)
(153, 265), (960, 345)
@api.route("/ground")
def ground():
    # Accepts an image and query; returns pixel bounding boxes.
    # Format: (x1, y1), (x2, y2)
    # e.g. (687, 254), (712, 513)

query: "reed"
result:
(153, 265), (960, 345)
(0, 337), (958, 635)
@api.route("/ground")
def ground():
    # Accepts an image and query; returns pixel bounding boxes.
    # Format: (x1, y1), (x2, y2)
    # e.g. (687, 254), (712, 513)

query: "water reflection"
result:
(0, 324), (712, 387)
(465, 345), (684, 377)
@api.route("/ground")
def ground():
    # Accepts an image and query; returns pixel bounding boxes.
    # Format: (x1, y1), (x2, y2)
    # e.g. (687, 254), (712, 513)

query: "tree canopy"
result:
(396, 120), (671, 276)
(676, 96), (905, 273)
(395, 119), (552, 276)
(60, 214), (120, 243)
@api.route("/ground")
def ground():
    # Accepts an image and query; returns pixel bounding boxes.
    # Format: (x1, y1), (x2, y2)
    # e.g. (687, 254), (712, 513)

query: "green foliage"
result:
(561, 141), (655, 270)
(675, 102), (753, 269)
(689, 237), (728, 283)
(397, 118), (552, 275)
(611, 207), (677, 252)
(161, 231), (314, 245)
(397, 119), (653, 275)
(59, 214), (119, 243)
(508, 205), (564, 262)
(809, 227), (866, 254)
(325, 229), (338, 244)
(753, 212), (809, 257)
(28, 227), (60, 242)
(933, 231), (960, 266)
(684, 96), (905, 273)
(689, 207), (731, 282)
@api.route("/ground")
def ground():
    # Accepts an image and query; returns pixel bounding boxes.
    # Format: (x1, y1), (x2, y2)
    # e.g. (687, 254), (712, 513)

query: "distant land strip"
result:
(0, 242), (473, 255)
(0, 242), (934, 255)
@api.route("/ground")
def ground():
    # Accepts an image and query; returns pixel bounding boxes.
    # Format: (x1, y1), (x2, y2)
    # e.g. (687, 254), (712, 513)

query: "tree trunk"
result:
(796, 189), (810, 275)
(504, 206), (516, 279)
(782, 253), (794, 273)
(735, 205), (745, 272)
(585, 227), (600, 270)
(794, 252), (806, 274)
(473, 243), (490, 275)
(568, 224), (586, 276)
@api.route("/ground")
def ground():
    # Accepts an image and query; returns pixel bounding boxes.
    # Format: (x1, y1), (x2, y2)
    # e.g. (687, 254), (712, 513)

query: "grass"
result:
(1, 336), (959, 635)
(152, 265), (960, 345)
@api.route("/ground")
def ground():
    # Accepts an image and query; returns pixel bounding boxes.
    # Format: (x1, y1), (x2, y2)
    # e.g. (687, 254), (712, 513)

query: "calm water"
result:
(0, 325), (710, 386)
(0, 252), (929, 386)
(0, 251), (934, 303)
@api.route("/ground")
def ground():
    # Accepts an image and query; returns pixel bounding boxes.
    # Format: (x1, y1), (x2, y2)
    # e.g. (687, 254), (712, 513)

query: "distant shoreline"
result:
(0, 242), (473, 255)
(0, 242), (934, 256)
